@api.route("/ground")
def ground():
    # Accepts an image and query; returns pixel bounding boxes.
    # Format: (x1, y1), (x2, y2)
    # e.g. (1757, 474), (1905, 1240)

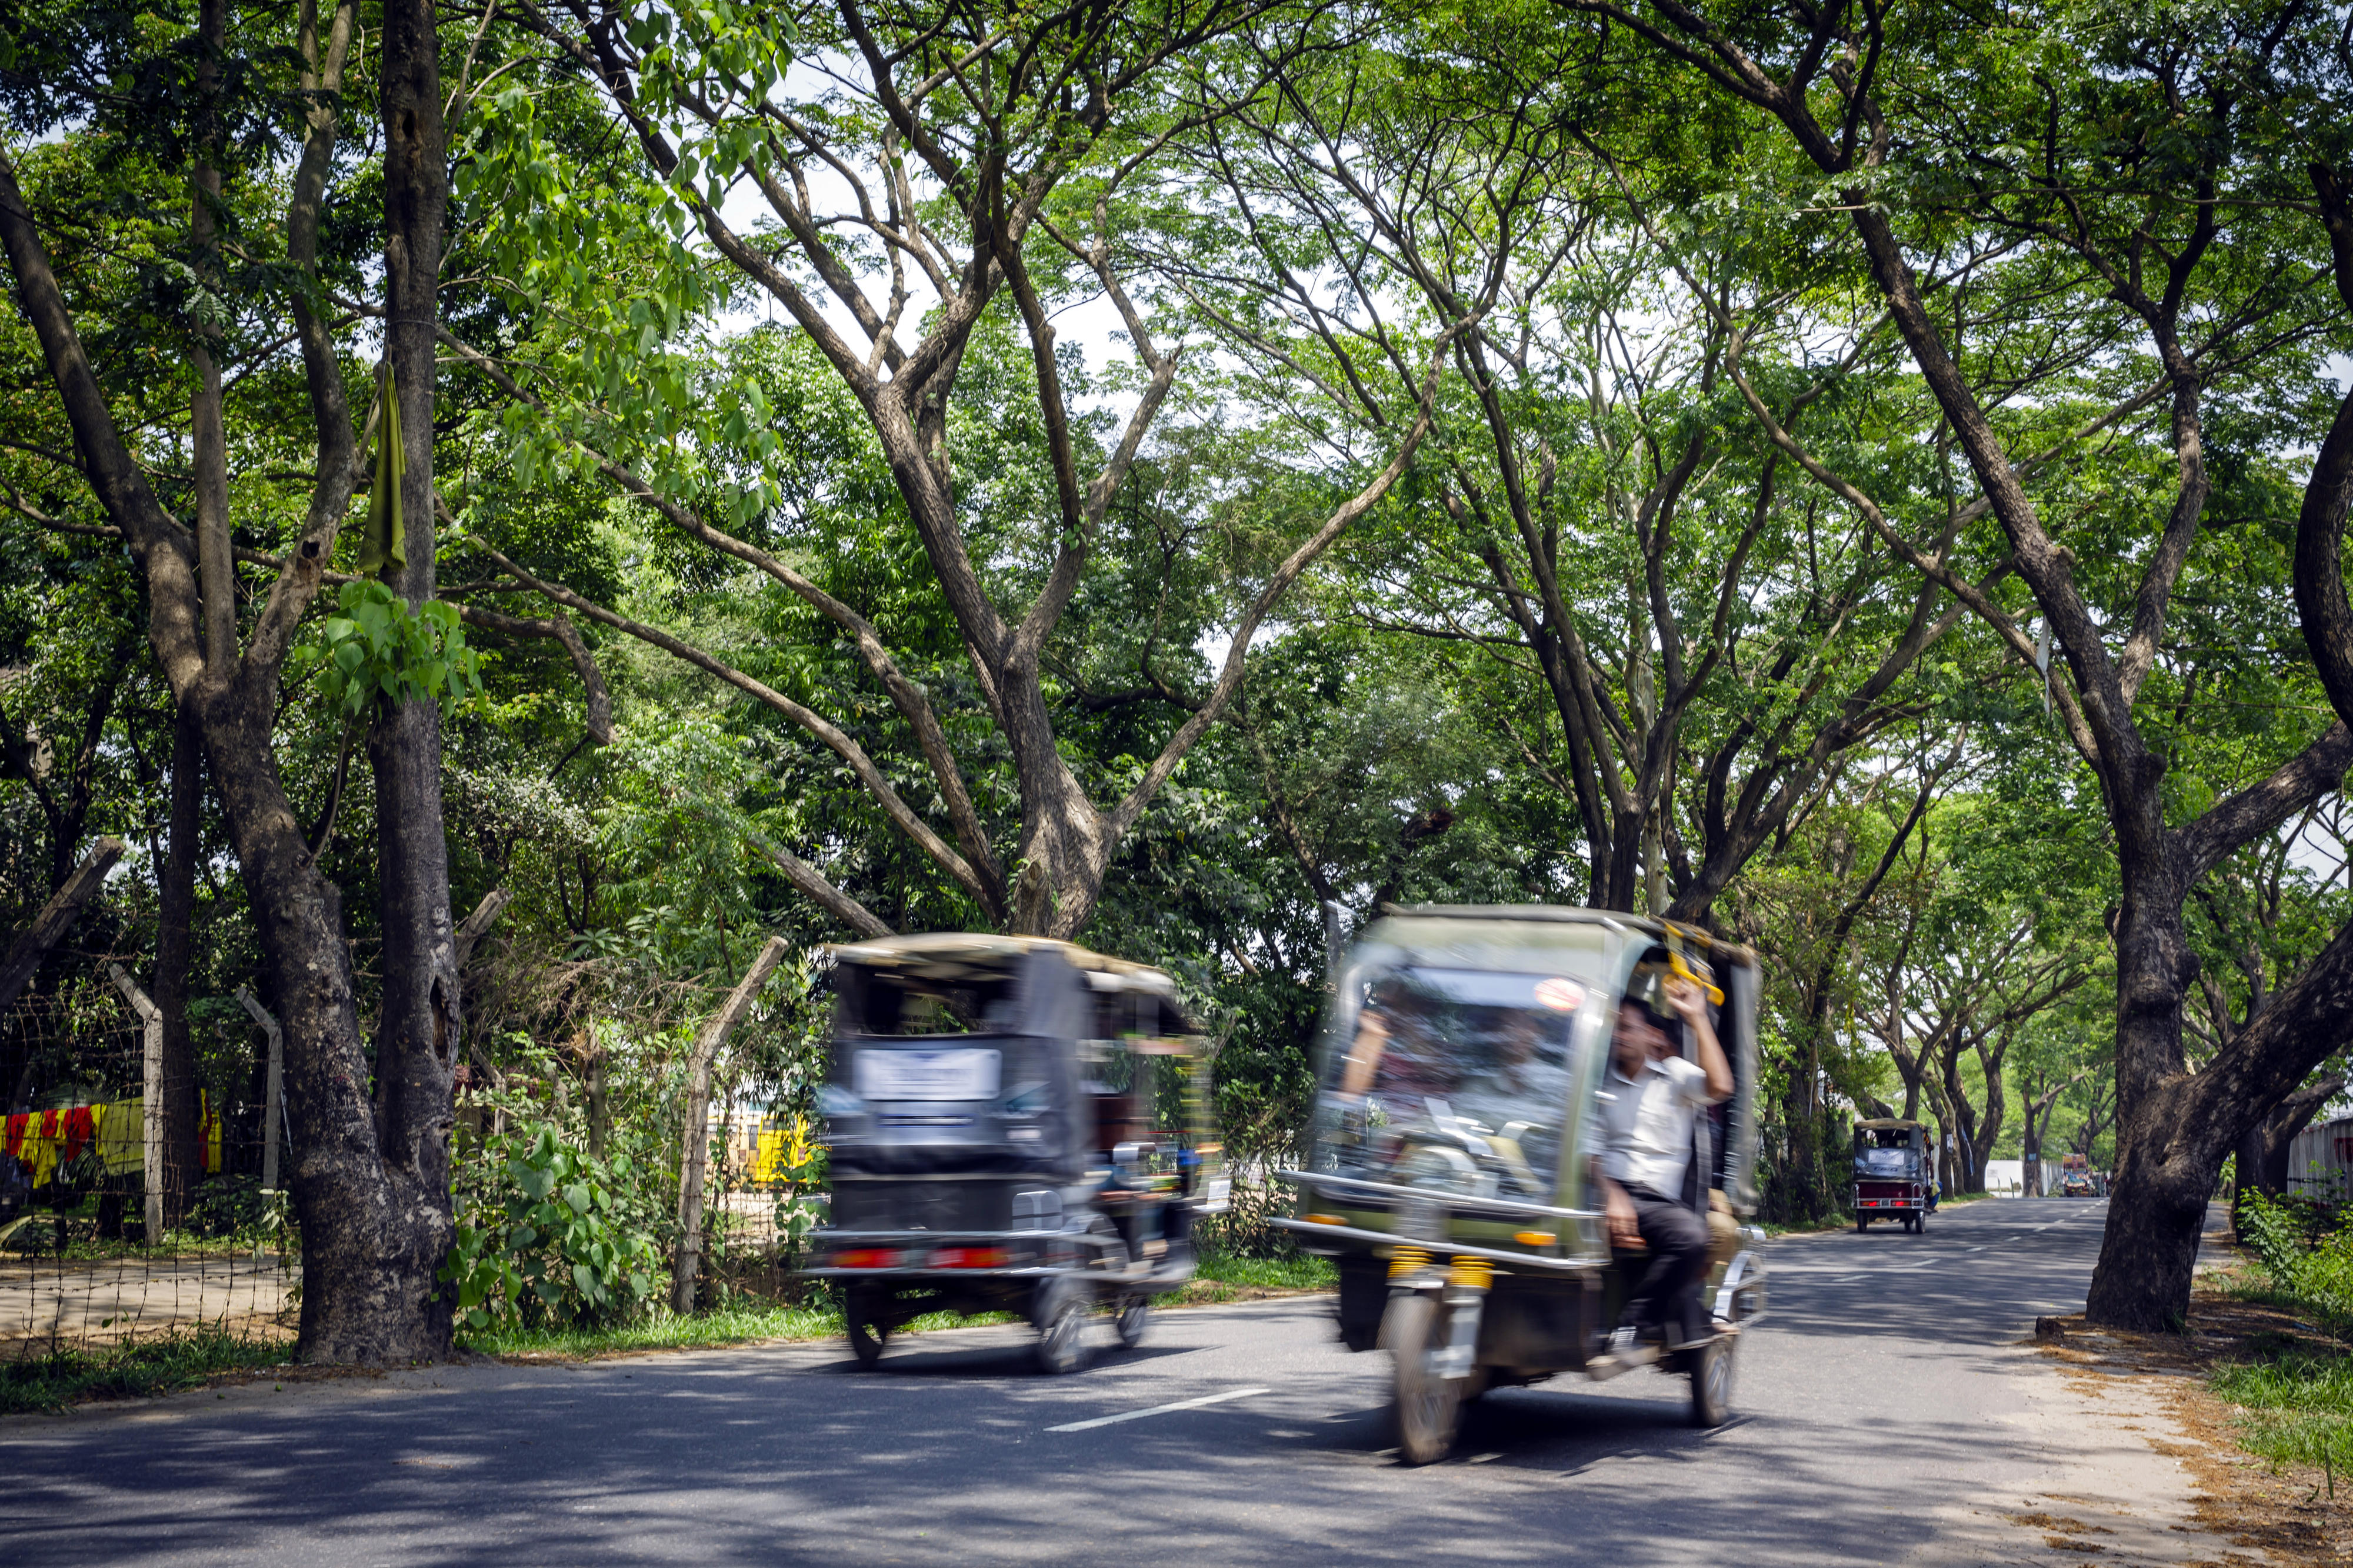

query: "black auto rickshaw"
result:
(1852, 1119), (1932, 1231)
(1277, 906), (1768, 1464)
(798, 935), (1225, 1373)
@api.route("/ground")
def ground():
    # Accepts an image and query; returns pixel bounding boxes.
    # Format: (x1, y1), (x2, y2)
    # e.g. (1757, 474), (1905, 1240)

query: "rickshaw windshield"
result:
(1314, 966), (1584, 1201)
(1855, 1146), (1918, 1177)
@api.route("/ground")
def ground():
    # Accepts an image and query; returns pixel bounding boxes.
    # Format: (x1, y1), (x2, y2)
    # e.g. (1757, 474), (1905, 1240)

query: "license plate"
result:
(856, 1047), (1001, 1101)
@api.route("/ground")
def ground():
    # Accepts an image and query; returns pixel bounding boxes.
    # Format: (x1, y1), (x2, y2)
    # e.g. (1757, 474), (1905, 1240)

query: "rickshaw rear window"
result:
(1856, 1147), (1917, 1176)
(846, 968), (1019, 1035)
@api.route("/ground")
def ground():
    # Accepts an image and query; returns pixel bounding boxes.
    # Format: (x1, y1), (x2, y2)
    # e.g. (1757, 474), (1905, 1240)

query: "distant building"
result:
(1983, 1159), (2061, 1196)
(2287, 1113), (2352, 1201)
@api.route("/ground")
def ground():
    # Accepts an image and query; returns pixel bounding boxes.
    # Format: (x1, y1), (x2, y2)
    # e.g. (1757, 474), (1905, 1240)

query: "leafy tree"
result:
(1554, 0), (2353, 1328)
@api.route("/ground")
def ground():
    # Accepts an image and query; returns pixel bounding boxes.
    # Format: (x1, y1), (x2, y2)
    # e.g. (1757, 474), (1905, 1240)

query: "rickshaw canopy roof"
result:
(1375, 905), (1759, 972)
(832, 932), (1175, 991)
(1855, 1118), (1929, 1133)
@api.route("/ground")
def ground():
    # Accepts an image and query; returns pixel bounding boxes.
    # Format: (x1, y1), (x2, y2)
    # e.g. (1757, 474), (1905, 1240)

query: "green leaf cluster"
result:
(301, 580), (485, 719)
(439, 1122), (665, 1333)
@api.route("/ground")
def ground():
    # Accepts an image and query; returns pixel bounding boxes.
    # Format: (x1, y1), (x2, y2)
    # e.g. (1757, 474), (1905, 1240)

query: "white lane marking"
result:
(1044, 1386), (1270, 1433)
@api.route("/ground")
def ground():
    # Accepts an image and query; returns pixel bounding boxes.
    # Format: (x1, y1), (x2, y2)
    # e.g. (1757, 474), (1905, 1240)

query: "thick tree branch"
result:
(477, 548), (993, 911)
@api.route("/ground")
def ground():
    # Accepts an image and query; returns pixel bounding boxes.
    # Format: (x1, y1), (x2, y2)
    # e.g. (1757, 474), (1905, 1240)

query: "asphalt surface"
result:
(1, 1197), (2131, 1566)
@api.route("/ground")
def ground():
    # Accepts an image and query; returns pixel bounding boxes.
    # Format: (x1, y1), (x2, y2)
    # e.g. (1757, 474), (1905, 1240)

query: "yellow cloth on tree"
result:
(354, 363), (404, 579)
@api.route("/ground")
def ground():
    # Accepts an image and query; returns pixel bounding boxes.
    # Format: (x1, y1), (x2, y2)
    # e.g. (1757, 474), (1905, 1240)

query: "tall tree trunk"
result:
(0, 0), (475, 1363)
(2082, 851), (2204, 1322)
(353, 0), (461, 1357)
(153, 707), (205, 1225)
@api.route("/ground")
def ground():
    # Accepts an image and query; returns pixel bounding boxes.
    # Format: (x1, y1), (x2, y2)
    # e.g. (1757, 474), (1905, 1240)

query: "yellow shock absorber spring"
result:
(1448, 1255), (1494, 1292)
(1388, 1246), (1430, 1280)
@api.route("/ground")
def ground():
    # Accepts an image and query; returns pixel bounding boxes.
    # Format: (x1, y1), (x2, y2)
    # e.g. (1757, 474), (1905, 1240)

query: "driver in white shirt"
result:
(1595, 973), (1734, 1352)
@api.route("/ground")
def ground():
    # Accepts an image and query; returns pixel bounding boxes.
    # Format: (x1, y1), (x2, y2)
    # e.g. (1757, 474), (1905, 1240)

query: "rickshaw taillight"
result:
(930, 1246), (1011, 1269)
(834, 1249), (902, 1269)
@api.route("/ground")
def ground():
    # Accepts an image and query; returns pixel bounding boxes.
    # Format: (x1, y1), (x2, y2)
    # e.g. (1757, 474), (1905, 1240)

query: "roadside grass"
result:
(1, 1326), (291, 1415)
(1761, 1212), (1855, 1236)
(459, 1300), (847, 1359)
(2210, 1345), (2353, 1499)
(458, 1300), (1040, 1359)
(458, 1248), (1332, 1360)
(1158, 1249), (1335, 1305)
(2198, 1197), (2353, 1502)
(1193, 1250), (1336, 1291)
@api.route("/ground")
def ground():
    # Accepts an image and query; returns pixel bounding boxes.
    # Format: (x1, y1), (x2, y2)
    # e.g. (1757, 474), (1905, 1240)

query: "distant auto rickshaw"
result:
(1277, 906), (1768, 1464)
(1852, 1119), (1932, 1232)
(797, 935), (1225, 1373)
(2059, 1153), (2096, 1197)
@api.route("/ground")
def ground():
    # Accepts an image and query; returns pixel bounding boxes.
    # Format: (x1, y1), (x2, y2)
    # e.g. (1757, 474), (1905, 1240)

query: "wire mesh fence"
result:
(2, 959), (298, 1358)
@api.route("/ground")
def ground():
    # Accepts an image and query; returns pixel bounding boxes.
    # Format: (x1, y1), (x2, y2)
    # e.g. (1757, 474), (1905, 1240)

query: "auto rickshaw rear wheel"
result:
(1689, 1332), (1736, 1427)
(844, 1287), (889, 1367)
(1115, 1295), (1152, 1349)
(1384, 1292), (1464, 1466)
(1855, 1216), (1868, 1233)
(1034, 1278), (1093, 1375)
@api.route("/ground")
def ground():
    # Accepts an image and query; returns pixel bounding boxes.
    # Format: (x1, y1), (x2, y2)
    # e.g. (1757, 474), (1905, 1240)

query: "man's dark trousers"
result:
(1621, 1183), (1709, 1345)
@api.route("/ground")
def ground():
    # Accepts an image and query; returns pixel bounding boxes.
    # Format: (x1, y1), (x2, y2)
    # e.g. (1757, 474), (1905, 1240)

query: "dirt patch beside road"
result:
(1, 1253), (296, 1354)
(2034, 1293), (2351, 1568)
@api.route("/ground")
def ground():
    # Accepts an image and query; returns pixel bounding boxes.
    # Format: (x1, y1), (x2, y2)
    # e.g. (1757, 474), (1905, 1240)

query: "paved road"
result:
(2, 1198), (2138, 1566)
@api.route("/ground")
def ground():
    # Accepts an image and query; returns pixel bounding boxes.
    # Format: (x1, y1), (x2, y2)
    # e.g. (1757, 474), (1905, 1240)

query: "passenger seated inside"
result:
(1594, 967), (1734, 1355)
(1090, 1083), (1161, 1262)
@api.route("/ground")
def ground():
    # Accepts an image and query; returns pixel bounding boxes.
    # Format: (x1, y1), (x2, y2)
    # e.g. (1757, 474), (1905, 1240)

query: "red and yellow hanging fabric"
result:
(5, 1100), (187, 1185)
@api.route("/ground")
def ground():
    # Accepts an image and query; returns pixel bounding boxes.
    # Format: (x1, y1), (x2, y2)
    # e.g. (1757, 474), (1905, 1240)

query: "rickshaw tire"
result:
(1035, 1280), (1092, 1375)
(1116, 1296), (1151, 1349)
(1384, 1292), (1462, 1466)
(1855, 1217), (1868, 1233)
(1689, 1333), (1735, 1427)
(844, 1289), (889, 1367)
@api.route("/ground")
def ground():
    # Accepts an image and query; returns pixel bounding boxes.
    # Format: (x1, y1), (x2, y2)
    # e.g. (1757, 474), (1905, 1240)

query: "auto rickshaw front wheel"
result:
(844, 1287), (890, 1367)
(1689, 1332), (1737, 1427)
(1384, 1292), (1464, 1466)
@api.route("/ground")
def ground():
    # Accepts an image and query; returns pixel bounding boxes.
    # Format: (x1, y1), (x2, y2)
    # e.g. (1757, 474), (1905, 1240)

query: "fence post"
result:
(674, 937), (789, 1315)
(236, 987), (285, 1191)
(108, 962), (163, 1241)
